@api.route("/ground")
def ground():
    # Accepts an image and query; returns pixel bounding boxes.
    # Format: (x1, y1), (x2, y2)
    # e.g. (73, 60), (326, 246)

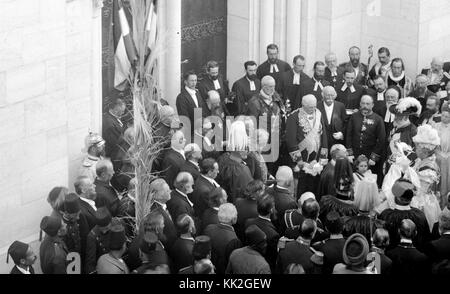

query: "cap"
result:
(83, 132), (105, 152)
(95, 207), (112, 227)
(342, 233), (370, 266)
(245, 224), (266, 246)
(40, 216), (62, 238)
(7, 241), (29, 264)
(140, 232), (158, 254)
(192, 235), (211, 260)
(64, 193), (80, 214)
(109, 224), (126, 250)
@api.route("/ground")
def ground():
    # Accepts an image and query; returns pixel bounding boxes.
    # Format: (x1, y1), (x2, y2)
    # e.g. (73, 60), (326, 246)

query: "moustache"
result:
(247, 74), (257, 81)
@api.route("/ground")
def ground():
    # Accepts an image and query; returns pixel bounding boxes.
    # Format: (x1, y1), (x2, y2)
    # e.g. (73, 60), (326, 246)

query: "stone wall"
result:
(0, 0), (102, 273)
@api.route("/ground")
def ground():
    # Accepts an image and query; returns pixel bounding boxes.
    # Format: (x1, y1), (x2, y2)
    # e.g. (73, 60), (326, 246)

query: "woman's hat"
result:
(412, 124), (440, 146)
(342, 233), (369, 266)
(388, 97), (422, 117)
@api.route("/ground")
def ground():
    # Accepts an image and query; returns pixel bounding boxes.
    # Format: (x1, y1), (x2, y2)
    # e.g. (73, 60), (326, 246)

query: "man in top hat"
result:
(85, 207), (112, 274)
(62, 193), (90, 273)
(386, 219), (431, 274)
(379, 178), (431, 251)
(78, 132), (105, 183)
(179, 235), (212, 274)
(96, 223), (129, 274)
(39, 216), (68, 274)
(132, 232), (170, 274)
(421, 57), (450, 97)
(332, 233), (373, 274)
(226, 225), (271, 274)
(7, 241), (37, 274)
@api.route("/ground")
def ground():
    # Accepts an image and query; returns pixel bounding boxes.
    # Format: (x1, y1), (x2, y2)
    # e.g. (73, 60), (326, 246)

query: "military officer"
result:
(85, 207), (112, 274)
(39, 216), (68, 274)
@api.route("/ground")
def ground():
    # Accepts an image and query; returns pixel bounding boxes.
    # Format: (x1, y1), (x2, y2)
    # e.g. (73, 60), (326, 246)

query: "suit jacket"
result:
(277, 239), (315, 274)
(204, 223), (242, 274)
(192, 175), (216, 218)
(425, 234), (450, 262)
(257, 59), (292, 86)
(78, 197), (97, 231)
(169, 237), (194, 272)
(324, 67), (344, 89)
(9, 265), (35, 274)
(409, 88), (433, 110)
(278, 70), (314, 110)
(338, 62), (368, 86)
(40, 236), (68, 274)
(201, 207), (219, 234)
(167, 189), (195, 226)
(313, 237), (345, 274)
(94, 178), (120, 217)
(85, 226), (110, 274)
(234, 198), (258, 242)
(373, 101), (395, 137)
(150, 202), (178, 250)
(102, 111), (124, 158)
(245, 217), (280, 270)
(197, 75), (230, 102)
(179, 160), (201, 182)
(97, 253), (130, 274)
(336, 82), (365, 112)
(231, 76), (262, 115)
(317, 101), (347, 148)
(266, 185), (297, 232)
(176, 87), (206, 127)
(161, 148), (186, 189)
(386, 243), (431, 275)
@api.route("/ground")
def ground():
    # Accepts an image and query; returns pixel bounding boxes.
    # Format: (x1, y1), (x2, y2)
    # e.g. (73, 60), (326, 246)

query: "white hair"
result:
(302, 94), (317, 106)
(207, 90), (220, 101)
(227, 120), (249, 151)
(218, 203), (238, 224)
(261, 75), (275, 86)
(275, 166), (293, 186)
(322, 86), (337, 98)
(330, 144), (347, 159)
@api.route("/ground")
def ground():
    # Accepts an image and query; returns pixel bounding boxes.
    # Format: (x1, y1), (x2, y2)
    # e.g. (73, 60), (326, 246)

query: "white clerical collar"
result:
(185, 86), (197, 96)
(213, 207), (219, 211)
(330, 68), (337, 76)
(80, 197), (97, 211)
(201, 174), (220, 187)
(212, 79), (221, 90)
(270, 63), (279, 73)
(293, 70), (300, 85)
(246, 77), (256, 91)
(313, 78), (323, 91)
(400, 238), (413, 244)
(180, 236), (195, 242)
(443, 232), (450, 235)
(395, 204), (411, 210)
(16, 266), (31, 274)
(388, 71), (405, 82)
(330, 234), (344, 240)
(155, 200), (167, 210)
(171, 147), (186, 160)
(258, 215), (272, 222)
(176, 189), (194, 207)
(341, 83), (355, 93)
(377, 90), (385, 101)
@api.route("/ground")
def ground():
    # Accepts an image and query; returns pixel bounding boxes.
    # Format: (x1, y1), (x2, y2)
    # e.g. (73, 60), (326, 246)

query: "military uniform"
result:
(78, 155), (102, 183)
(85, 226), (110, 274)
(40, 235), (68, 274)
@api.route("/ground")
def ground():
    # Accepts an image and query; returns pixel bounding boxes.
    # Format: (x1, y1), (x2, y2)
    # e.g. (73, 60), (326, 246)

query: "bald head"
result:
(275, 166), (293, 188)
(399, 219), (416, 239)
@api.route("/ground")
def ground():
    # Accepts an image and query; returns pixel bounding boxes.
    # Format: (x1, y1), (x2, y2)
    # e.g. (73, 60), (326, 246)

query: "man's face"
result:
(22, 247), (37, 267)
(208, 67), (219, 80)
(391, 61), (403, 77)
(374, 78), (386, 93)
(314, 65), (326, 80)
(82, 180), (97, 201)
(267, 48), (278, 63)
(378, 52), (390, 65)
(344, 72), (355, 86)
(209, 97), (221, 109)
(115, 103), (126, 117)
(349, 48), (360, 67)
(262, 81), (276, 96)
(416, 77), (428, 90)
(303, 100), (316, 115)
(322, 91), (336, 106)
(431, 60), (443, 72)
(185, 74), (197, 89)
(184, 178), (194, 194)
(58, 221), (67, 237)
(325, 55), (337, 69)
(385, 89), (399, 106)
(246, 65), (257, 80)
(293, 59), (305, 74)
(426, 98), (437, 112)
(161, 183), (171, 203)
(335, 150), (347, 160)
(64, 211), (80, 223)
(360, 97), (374, 115)
(210, 163), (219, 179)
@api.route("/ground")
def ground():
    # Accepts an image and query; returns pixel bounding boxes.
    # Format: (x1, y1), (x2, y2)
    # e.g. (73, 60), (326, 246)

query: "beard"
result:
(210, 75), (218, 80)
(268, 58), (277, 64)
(314, 74), (324, 81)
(247, 74), (257, 81)
(350, 58), (360, 67)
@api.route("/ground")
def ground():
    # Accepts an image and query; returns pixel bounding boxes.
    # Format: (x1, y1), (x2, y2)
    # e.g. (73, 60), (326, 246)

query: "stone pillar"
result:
(91, 1), (102, 134)
(163, 0), (181, 108)
(301, 0), (318, 73)
(274, 0), (287, 61)
(259, 0), (274, 64)
(286, 0), (302, 63)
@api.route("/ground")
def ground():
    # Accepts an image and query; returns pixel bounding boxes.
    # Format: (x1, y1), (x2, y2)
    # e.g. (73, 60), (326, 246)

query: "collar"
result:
(394, 204), (411, 210)
(443, 232), (450, 236)
(400, 238), (413, 244)
(180, 236), (195, 242)
(171, 147), (185, 160)
(201, 174), (219, 187)
(328, 67), (337, 75)
(246, 76), (256, 84)
(293, 69), (301, 76)
(213, 207), (219, 211)
(258, 215), (272, 222)
(276, 185), (290, 191)
(188, 160), (199, 169)
(175, 189), (194, 207)
(330, 234), (344, 240)
(341, 83), (356, 93)
(87, 155), (101, 161)
(219, 223), (235, 231)
(155, 201), (167, 210)
(324, 101), (334, 108)
(185, 86), (197, 96)
(296, 236), (311, 246)
(108, 110), (121, 121)
(80, 197), (97, 211)
(388, 70), (405, 82)
(16, 266), (31, 274)
(260, 90), (273, 103)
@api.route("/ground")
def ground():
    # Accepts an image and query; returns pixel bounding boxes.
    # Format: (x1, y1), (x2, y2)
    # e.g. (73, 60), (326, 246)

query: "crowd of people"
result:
(6, 44), (450, 275)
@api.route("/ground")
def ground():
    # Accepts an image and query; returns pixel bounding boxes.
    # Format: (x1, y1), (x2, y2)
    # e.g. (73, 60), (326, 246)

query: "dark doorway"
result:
(181, 0), (228, 83)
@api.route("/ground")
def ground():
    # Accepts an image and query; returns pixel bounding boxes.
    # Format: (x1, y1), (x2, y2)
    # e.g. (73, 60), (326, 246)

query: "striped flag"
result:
(114, 0), (137, 90)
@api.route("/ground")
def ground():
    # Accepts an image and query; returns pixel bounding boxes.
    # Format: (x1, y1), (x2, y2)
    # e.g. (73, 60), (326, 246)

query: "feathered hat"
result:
(413, 124), (441, 147)
(389, 97), (422, 117)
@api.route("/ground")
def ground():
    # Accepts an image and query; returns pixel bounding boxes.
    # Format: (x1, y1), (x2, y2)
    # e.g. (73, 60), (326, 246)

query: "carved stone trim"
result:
(181, 17), (226, 44)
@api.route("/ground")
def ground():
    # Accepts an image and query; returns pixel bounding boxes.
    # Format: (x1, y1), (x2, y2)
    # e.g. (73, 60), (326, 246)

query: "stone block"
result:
(47, 126), (68, 163)
(23, 133), (48, 170)
(0, 71), (5, 106)
(6, 62), (46, 104)
(228, 0), (250, 18)
(39, 0), (67, 30)
(0, 102), (25, 145)
(0, 0), (40, 33)
(22, 26), (66, 64)
(68, 96), (91, 131)
(0, 138), (25, 181)
(66, 63), (91, 100)
(46, 57), (66, 92)
(66, 0), (92, 35)
(67, 128), (89, 160)
(0, 29), (24, 72)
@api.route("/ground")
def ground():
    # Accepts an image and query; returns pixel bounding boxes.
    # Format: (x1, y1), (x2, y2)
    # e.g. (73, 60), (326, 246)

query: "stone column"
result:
(286, 0), (302, 63)
(164, 0), (181, 108)
(91, 1), (103, 134)
(259, 0), (274, 64)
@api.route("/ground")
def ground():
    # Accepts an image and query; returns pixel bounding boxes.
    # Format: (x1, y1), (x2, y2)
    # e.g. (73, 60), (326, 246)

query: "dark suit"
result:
(85, 225), (110, 274)
(266, 185), (297, 232)
(40, 236), (68, 274)
(234, 198), (258, 242)
(245, 217), (280, 270)
(10, 265), (35, 274)
(279, 70), (314, 110)
(338, 62), (368, 86)
(277, 240), (315, 274)
(176, 87), (206, 126)
(94, 178), (120, 217)
(150, 202), (178, 250)
(409, 88), (433, 111)
(336, 82), (365, 113)
(425, 234), (450, 262)
(317, 101), (347, 148)
(373, 101), (395, 136)
(204, 223), (242, 274)
(231, 76), (262, 115)
(191, 175), (216, 218)
(386, 242), (431, 274)
(313, 237), (345, 274)
(167, 190), (195, 226)
(169, 237), (194, 272)
(324, 67), (344, 89)
(201, 208), (219, 234)
(197, 75), (230, 103)
(179, 160), (201, 182)
(78, 198), (97, 231)
(161, 148), (186, 189)
(102, 111), (124, 158)
(257, 59), (292, 86)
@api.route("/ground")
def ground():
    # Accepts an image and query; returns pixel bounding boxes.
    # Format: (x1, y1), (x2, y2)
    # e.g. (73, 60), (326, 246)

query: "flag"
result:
(113, 0), (137, 90)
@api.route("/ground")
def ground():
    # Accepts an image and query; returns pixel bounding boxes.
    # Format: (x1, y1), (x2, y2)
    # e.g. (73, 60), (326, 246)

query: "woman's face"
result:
(416, 145), (431, 160)
(441, 111), (450, 124)
(357, 161), (368, 174)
